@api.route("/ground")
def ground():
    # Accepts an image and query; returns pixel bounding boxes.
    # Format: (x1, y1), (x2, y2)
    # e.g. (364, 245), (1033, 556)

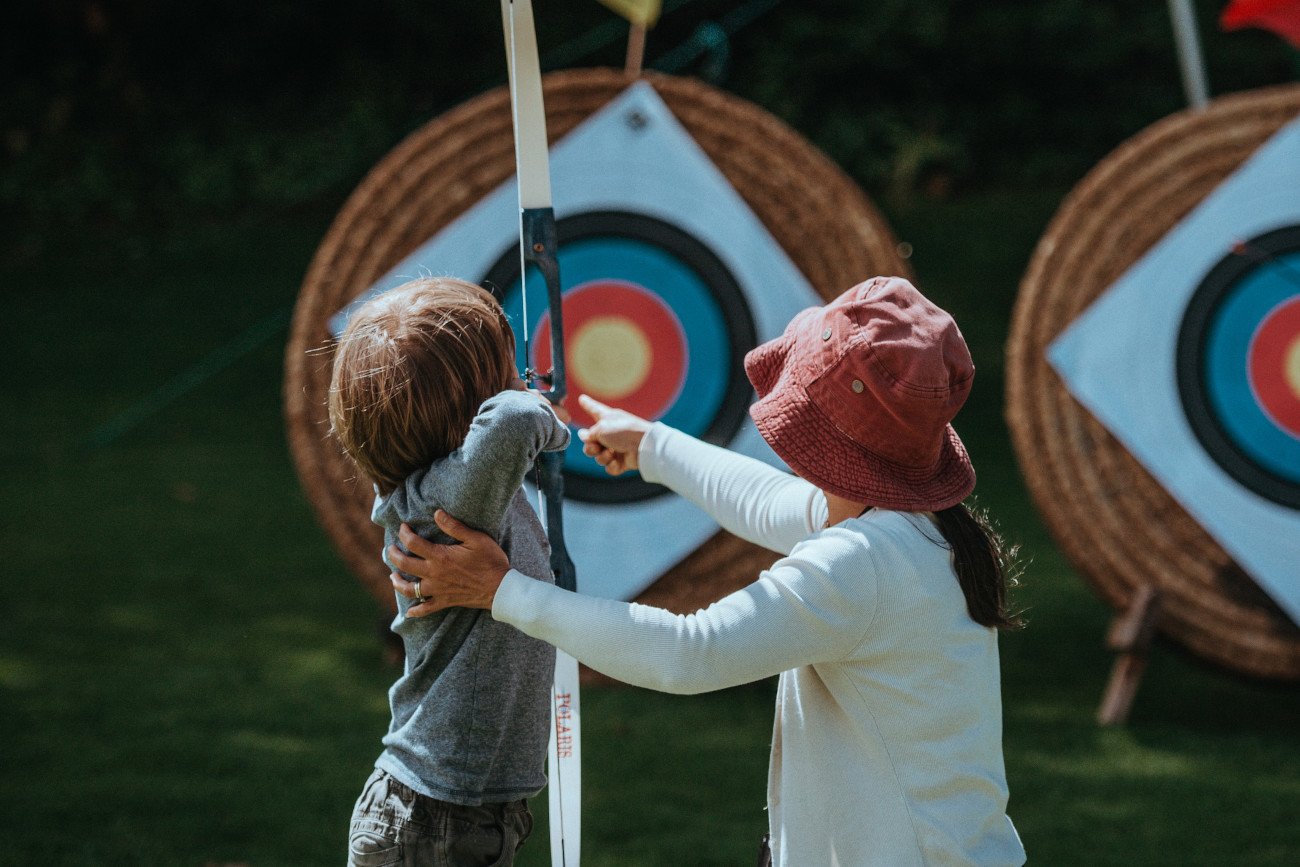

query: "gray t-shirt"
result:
(371, 389), (570, 805)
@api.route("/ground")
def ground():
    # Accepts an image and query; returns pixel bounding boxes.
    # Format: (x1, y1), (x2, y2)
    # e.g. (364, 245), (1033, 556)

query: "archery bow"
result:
(500, 2), (582, 864)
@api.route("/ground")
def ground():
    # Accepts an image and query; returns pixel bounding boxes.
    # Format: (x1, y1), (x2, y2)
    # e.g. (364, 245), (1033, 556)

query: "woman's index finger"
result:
(432, 509), (474, 542)
(397, 523), (437, 557)
(387, 544), (416, 573)
(577, 393), (611, 418)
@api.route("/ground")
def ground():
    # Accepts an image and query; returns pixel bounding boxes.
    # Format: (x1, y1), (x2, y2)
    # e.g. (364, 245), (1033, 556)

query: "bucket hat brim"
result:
(750, 382), (975, 512)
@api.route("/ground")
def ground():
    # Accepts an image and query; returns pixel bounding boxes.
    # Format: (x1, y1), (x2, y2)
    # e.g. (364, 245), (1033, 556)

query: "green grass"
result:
(2, 191), (1297, 865)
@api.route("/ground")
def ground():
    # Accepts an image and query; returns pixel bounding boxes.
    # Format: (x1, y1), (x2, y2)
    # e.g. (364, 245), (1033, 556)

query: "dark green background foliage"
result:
(1, 0), (1292, 238)
(6, 192), (1300, 866)
(3, 1), (1300, 864)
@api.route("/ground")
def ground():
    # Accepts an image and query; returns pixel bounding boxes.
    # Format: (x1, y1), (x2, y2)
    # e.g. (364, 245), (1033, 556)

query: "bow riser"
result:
(521, 208), (575, 592)
(521, 206), (568, 402)
(537, 450), (575, 590)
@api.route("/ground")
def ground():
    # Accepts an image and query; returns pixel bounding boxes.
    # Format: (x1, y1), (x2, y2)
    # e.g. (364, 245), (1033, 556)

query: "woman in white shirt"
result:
(389, 276), (1027, 866)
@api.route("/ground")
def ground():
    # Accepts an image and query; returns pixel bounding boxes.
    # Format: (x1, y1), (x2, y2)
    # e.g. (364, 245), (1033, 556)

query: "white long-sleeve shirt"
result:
(493, 424), (1026, 866)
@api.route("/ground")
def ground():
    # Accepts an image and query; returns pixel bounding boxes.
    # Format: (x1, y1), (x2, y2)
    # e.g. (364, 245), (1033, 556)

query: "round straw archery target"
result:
(286, 68), (908, 611)
(1007, 84), (1300, 681)
(484, 210), (757, 503)
(1177, 227), (1300, 508)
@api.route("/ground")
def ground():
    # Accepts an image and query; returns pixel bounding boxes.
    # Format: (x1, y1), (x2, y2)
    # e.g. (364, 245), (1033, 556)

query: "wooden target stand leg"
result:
(1097, 585), (1162, 725)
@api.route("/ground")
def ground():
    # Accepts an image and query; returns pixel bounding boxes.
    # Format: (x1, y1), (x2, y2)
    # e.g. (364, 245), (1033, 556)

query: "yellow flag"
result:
(597, 0), (662, 27)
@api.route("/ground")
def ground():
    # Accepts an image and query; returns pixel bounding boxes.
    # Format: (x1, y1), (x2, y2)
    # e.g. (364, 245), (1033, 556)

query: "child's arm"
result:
(417, 389), (570, 537)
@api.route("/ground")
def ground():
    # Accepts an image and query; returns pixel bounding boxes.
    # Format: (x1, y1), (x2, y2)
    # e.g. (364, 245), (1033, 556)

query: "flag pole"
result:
(1167, 0), (1210, 109)
(625, 22), (647, 76)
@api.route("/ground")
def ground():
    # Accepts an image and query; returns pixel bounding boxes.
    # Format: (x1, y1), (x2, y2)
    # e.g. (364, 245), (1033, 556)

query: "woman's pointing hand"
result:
(577, 394), (651, 476)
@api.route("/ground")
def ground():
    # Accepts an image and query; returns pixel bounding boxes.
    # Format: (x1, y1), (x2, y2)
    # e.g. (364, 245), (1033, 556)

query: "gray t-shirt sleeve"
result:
(414, 389), (570, 536)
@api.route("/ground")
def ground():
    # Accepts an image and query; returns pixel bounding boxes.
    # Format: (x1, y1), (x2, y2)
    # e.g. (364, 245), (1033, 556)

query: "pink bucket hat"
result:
(745, 276), (976, 511)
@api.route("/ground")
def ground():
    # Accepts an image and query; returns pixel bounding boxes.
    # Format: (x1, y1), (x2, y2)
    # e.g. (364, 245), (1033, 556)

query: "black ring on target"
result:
(483, 210), (759, 504)
(1177, 225), (1300, 509)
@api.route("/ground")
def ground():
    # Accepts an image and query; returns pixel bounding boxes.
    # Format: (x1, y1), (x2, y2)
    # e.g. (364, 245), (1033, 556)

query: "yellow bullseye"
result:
(571, 316), (652, 399)
(1286, 334), (1300, 402)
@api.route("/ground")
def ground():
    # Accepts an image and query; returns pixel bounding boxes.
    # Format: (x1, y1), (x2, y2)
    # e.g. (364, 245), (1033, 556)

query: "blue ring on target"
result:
(1177, 225), (1300, 509)
(483, 211), (758, 503)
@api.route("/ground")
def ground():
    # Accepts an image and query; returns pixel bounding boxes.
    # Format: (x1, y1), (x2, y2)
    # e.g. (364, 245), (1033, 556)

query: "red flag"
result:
(1221, 0), (1300, 47)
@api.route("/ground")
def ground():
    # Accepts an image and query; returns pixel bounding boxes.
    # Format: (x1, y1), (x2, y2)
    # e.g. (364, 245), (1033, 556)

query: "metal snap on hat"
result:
(745, 276), (976, 511)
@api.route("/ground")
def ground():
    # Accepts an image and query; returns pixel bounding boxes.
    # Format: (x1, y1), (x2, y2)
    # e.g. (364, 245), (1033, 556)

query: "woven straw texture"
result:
(1006, 84), (1300, 681)
(284, 68), (909, 611)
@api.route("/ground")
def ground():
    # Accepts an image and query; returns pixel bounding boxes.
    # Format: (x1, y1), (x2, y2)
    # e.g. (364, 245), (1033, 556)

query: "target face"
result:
(1179, 227), (1300, 507)
(329, 82), (827, 601)
(484, 211), (757, 503)
(537, 279), (689, 425)
(1049, 115), (1300, 625)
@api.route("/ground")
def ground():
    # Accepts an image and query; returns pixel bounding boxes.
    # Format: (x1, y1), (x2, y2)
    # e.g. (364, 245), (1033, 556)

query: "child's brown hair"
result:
(328, 277), (517, 493)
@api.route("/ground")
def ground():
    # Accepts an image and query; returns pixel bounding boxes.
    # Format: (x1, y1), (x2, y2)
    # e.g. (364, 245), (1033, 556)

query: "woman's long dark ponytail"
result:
(933, 503), (1023, 630)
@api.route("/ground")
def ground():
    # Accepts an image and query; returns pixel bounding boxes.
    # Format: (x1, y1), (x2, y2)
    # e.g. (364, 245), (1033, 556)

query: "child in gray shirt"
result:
(329, 276), (569, 866)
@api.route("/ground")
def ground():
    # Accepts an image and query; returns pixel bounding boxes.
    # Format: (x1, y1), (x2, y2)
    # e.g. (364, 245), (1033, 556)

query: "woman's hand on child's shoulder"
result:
(389, 514), (510, 615)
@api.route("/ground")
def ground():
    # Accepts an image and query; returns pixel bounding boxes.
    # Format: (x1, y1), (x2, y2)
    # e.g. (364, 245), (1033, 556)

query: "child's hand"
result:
(541, 394), (572, 425)
(577, 394), (650, 475)
(515, 375), (573, 424)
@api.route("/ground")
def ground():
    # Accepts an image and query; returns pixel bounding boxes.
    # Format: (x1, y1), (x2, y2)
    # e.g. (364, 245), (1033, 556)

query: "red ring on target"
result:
(1249, 295), (1300, 438)
(533, 280), (689, 428)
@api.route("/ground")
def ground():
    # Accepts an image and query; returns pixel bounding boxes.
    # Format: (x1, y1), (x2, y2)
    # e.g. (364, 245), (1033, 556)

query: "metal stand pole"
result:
(1168, 0), (1211, 109)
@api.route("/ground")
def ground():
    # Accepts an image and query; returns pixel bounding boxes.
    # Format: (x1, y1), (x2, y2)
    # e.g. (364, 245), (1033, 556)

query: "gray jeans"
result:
(347, 769), (533, 866)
